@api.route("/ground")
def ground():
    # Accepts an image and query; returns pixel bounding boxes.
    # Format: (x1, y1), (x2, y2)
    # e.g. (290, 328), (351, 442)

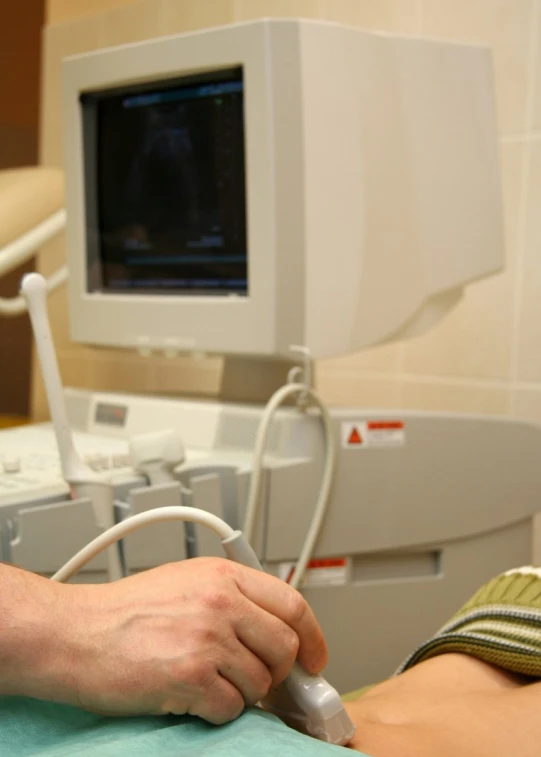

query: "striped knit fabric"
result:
(396, 566), (541, 678)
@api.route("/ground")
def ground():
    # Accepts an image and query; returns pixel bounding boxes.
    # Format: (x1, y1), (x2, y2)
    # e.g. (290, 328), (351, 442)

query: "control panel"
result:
(0, 424), (133, 507)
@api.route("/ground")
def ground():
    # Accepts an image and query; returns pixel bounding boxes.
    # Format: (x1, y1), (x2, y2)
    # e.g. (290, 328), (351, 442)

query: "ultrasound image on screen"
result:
(81, 68), (247, 296)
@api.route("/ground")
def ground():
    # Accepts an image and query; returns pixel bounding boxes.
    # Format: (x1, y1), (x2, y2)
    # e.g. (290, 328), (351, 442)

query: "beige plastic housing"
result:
(63, 19), (503, 358)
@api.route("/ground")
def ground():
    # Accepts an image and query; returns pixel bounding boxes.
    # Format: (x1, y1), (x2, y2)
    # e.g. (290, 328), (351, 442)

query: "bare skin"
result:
(0, 558), (327, 724)
(3, 559), (539, 755)
(344, 653), (538, 757)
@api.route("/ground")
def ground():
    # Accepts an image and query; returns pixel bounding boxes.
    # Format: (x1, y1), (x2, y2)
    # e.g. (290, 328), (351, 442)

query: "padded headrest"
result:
(0, 166), (64, 249)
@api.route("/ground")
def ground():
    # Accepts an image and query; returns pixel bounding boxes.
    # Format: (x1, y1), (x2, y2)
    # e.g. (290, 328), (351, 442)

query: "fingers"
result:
(232, 566), (328, 675)
(218, 640), (273, 705)
(234, 605), (300, 687)
(178, 675), (245, 726)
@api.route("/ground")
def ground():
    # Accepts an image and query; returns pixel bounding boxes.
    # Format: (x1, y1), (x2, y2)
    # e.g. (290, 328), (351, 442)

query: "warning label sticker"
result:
(341, 422), (365, 448)
(278, 557), (349, 588)
(342, 420), (405, 448)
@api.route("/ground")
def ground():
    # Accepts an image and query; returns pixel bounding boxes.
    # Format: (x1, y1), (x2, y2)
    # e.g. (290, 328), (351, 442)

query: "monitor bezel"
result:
(63, 22), (279, 355)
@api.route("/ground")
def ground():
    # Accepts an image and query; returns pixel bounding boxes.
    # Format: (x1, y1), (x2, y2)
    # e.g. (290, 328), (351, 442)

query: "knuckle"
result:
(285, 589), (308, 626)
(208, 687), (245, 725)
(196, 555), (235, 575)
(221, 688), (245, 722)
(212, 558), (238, 580)
(270, 625), (299, 685)
(280, 625), (300, 659)
(173, 658), (216, 691)
(190, 623), (221, 647)
(200, 587), (234, 612)
(184, 557), (237, 580)
(253, 667), (273, 702)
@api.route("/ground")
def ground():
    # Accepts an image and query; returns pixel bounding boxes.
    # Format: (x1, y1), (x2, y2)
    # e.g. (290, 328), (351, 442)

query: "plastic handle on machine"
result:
(129, 429), (186, 486)
(221, 531), (356, 746)
(20, 272), (123, 580)
(20, 273), (96, 486)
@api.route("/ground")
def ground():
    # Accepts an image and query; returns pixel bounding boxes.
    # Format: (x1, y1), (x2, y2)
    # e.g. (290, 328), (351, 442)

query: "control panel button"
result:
(112, 453), (131, 469)
(84, 452), (107, 471)
(3, 456), (21, 474)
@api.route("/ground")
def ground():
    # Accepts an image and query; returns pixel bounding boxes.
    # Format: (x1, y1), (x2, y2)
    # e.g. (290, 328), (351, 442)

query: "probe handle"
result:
(220, 531), (355, 745)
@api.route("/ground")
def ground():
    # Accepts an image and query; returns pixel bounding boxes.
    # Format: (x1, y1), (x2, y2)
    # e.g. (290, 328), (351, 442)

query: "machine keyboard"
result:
(0, 425), (132, 506)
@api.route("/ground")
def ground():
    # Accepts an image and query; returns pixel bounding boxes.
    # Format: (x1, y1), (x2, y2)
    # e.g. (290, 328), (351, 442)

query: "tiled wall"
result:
(34, 0), (541, 425)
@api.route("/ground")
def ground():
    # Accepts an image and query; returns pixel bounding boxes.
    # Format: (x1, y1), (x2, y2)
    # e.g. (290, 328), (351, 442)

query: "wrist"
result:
(0, 565), (84, 703)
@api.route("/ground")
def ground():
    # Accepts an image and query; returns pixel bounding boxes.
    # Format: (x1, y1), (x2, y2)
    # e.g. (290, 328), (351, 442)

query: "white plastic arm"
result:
(20, 273), (92, 485)
(0, 265), (67, 316)
(0, 208), (67, 317)
(21, 272), (123, 581)
(0, 209), (66, 277)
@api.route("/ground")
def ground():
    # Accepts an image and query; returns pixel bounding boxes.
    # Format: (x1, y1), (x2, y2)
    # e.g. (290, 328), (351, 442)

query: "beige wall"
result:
(47, 0), (137, 25)
(35, 0), (541, 425)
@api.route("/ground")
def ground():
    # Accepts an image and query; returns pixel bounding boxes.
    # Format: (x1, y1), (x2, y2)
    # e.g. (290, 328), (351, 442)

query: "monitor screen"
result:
(81, 67), (247, 297)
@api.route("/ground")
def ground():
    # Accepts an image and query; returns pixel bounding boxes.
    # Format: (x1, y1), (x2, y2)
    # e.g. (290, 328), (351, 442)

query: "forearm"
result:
(0, 563), (75, 700)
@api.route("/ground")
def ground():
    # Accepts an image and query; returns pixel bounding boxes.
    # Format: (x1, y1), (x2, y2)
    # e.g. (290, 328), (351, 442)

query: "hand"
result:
(29, 558), (327, 724)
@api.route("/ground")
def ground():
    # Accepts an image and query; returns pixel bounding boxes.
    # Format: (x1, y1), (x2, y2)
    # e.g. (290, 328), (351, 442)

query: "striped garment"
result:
(396, 566), (541, 678)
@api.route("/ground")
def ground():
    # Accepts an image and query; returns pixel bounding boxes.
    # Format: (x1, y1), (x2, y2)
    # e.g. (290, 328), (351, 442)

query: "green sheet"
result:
(0, 697), (370, 757)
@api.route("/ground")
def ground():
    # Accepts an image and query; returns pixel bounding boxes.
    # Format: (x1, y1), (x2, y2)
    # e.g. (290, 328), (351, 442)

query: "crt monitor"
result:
(82, 67), (247, 299)
(63, 19), (504, 359)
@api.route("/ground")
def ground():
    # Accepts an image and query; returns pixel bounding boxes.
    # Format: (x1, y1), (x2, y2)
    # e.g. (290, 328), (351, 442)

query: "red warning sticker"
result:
(279, 558), (349, 587)
(342, 420), (405, 448)
(367, 421), (404, 431)
(342, 422), (364, 447)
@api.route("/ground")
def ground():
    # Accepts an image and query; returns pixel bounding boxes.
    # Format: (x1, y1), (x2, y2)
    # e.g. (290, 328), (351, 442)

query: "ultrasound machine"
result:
(1, 21), (539, 708)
